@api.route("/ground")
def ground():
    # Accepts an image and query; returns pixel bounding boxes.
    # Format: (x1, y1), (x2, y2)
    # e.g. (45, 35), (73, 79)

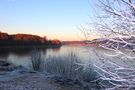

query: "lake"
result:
(0, 45), (134, 83)
(0, 45), (85, 67)
(0, 45), (106, 70)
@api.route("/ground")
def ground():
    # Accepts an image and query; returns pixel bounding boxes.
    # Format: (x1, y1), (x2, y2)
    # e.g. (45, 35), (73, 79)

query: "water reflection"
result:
(0, 45), (99, 81)
(0, 46), (61, 70)
(0, 45), (93, 65)
(1, 45), (134, 89)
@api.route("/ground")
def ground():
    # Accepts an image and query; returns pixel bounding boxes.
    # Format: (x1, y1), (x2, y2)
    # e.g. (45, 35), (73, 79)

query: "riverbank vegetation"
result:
(0, 32), (61, 47)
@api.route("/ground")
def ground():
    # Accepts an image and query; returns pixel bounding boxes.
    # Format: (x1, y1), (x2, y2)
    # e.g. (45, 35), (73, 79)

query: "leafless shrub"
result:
(41, 51), (98, 83)
(30, 50), (99, 85)
(81, 0), (135, 89)
(30, 49), (43, 71)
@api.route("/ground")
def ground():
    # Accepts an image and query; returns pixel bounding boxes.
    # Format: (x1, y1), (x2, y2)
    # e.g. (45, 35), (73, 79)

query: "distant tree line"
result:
(0, 32), (61, 47)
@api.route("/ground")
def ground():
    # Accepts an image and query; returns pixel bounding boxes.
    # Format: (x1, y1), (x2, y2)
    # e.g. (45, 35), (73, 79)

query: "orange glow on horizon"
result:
(5, 32), (100, 41)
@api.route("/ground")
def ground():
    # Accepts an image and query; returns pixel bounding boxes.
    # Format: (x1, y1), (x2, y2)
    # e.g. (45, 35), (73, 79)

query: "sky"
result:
(0, 0), (96, 41)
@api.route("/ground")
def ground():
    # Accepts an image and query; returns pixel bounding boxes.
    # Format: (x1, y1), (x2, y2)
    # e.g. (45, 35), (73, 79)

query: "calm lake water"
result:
(0, 45), (133, 70)
(1, 45), (135, 89)
(0, 45), (135, 84)
(0, 45), (101, 68)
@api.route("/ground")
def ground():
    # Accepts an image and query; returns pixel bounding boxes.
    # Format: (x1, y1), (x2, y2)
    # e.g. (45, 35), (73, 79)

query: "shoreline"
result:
(0, 45), (61, 51)
(0, 66), (84, 90)
(0, 72), (83, 90)
(0, 60), (83, 90)
(0, 60), (100, 90)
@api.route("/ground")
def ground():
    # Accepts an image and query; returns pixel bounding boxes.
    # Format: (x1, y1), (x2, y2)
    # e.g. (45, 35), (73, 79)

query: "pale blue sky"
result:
(0, 0), (95, 41)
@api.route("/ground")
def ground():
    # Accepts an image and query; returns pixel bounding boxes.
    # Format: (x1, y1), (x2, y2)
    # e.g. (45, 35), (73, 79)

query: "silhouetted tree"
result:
(0, 32), (61, 46)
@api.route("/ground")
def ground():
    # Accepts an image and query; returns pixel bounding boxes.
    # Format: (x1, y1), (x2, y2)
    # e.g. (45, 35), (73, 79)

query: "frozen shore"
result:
(0, 60), (83, 90)
(0, 72), (83, 90)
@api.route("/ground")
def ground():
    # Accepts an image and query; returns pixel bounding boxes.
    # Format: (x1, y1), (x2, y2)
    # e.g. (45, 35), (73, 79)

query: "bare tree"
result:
(81, 0), (135, 89)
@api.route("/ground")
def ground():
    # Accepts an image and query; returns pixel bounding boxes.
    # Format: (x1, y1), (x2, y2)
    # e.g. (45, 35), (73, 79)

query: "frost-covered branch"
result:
(82, 0), (135, 89)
